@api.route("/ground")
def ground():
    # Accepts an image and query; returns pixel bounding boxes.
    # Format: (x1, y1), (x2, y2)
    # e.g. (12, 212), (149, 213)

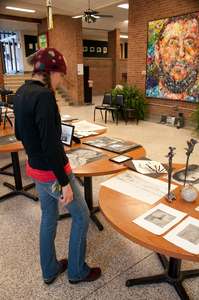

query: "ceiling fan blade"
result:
(96, 15), (113, 18)
(72, 15), (84, 19)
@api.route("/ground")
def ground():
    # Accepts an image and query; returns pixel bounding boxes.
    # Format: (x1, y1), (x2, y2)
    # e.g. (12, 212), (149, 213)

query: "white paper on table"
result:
(164, 216), (199, 255)
(101, 170), (178, 205)
(61, 115), (75, 121)
(74, 131), (98, 138)
(73, 120), (105, 132)
(133, 203), (187, 235)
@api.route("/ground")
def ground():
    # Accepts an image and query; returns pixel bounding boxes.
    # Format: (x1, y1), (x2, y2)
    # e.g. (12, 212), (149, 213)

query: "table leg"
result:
(59, 176), (103, 231)
(0, 162), (14, 176)
(126, 253), (199, 300)
(0, 152), (38, 202)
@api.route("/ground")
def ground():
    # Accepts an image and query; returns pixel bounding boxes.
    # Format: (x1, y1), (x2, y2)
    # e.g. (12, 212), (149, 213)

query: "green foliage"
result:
(109, 83), (149, 121)
(190, 102), (199, 136)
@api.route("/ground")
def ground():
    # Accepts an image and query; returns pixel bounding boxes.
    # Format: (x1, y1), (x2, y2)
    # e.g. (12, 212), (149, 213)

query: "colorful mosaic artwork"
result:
(146, 12), (199, 102)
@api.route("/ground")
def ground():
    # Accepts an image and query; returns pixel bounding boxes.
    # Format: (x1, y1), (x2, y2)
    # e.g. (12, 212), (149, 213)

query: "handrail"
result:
(63, 75), (74, 86)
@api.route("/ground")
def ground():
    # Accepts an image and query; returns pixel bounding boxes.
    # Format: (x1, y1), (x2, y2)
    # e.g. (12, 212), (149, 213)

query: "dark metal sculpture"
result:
(183, 139), (198, 186)
(165, 147), (176, 202)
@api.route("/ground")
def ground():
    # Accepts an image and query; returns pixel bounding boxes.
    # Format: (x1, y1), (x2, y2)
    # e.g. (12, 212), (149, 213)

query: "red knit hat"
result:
(33, 47), (67, 74)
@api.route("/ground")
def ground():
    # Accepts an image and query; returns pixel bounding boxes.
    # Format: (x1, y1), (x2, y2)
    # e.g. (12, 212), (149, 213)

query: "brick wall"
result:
(128, 0), (199, 122)
(38, 15), (84, 103)
(83, 58), (113, 93)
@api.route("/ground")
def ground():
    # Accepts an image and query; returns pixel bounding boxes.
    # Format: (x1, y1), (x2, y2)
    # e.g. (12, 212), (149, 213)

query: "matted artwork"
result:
(133, 203), (186, 235)
(164, 216), (199, 254)
(83, 137), (142, 154)
(65, 147), (109, 169)
(146, 12), (199, 102)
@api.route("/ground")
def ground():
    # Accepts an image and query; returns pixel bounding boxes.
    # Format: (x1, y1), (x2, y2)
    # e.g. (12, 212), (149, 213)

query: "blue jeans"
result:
(30, 171), (90, 282)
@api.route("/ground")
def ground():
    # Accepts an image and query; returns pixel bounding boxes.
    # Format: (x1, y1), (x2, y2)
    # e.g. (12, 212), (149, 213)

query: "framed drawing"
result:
(90, 47), (95, 53)
(146, 12), (199, 102)
(37, 32), (48, 49)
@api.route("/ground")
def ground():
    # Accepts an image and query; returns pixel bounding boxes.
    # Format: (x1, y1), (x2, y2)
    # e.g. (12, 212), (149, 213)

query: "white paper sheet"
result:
(133, 203), (187, 235)
(101, 170), (178, 205)
(164, 216), (199, 255)
(72, 120), (106, 132)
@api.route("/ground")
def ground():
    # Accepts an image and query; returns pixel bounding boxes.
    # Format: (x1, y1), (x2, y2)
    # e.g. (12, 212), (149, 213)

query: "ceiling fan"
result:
(72, 0), (113, 23)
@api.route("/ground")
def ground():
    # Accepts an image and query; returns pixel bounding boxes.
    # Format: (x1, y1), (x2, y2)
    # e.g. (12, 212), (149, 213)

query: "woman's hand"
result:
(59, 183), (73, 206)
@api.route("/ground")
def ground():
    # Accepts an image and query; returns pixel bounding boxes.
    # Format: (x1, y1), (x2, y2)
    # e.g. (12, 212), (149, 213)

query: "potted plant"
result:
(190, 102), (199, 137)
(109, 83), (149, 121)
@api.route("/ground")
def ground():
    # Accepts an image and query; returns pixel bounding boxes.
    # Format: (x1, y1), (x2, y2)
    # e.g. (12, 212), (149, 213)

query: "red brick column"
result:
(38, 15), (84, 103)
(108, 29), (120, 89)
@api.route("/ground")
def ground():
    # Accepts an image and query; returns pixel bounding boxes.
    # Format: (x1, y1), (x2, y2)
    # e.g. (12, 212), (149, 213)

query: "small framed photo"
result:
(61, 123), (75, 147)
(103, 47), (107, 54)
(109, 154), (132, 164)
(83, 46), (88, 52)
(90, 47), (95, 53)
(97, 47), (101, 53)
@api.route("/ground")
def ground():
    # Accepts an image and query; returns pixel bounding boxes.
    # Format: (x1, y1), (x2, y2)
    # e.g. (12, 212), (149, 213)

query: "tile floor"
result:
(0, 94), (199, 300)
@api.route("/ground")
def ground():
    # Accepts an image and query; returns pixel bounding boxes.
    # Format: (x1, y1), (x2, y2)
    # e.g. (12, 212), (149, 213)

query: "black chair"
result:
(105, 94), (126, 125)
(93, 93), (112, 122)
(3, 94), (15, 129)
(125, 92), (140, 125)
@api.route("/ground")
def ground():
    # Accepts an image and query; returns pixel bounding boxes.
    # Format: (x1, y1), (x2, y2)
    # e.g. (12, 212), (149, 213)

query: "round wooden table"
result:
(0, 123), (38, 202)
(98, 164), (199, 299)
(62, 136), (146, 230)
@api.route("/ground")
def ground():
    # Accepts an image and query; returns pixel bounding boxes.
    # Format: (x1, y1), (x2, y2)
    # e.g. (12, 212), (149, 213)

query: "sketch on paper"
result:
(144, 209), (176, 228)
(65, 147), (109, 168)
(0, 134), (19, 146)
(167, 165), (199, 190)
(133, 203), (187, 235)
(125, 158), (168, 178)
(164, 216), (199, 254)
(101, 170), (178, 205)
(177, 224), (199, 245)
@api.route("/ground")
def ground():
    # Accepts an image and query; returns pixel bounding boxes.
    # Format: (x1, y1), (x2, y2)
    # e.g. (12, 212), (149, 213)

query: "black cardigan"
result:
(14, 80), (69, 186)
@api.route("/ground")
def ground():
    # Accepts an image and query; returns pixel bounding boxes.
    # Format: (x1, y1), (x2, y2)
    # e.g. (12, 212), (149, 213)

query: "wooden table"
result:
(0, 123), (38, 202)
(62, 136), (146, 231)
(98, 164), (199, 300)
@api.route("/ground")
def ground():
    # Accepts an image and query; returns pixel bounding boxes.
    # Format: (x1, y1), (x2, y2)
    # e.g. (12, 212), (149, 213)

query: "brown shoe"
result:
(69, 267), (101, 284)
(44, 258), (68, 285)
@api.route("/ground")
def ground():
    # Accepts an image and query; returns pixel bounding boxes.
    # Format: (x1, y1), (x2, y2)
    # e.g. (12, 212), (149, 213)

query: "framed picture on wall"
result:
(37, 32), (48, 50)
(83, 46), (88, 52)
(146, 12), (199, 102)
(103, 47), (107, 54)
(90, 47), (95, 53)
(97, 47), (101, 53)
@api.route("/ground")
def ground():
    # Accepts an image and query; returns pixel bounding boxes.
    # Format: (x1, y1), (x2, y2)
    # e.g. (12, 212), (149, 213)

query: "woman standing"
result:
(14, 47), (101, 285)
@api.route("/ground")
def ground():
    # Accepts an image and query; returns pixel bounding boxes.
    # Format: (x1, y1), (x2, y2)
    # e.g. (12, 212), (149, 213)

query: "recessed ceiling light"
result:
(118, 4), (129, 9)
(120, 35), (128, 38)
(6, 6), (35, 13)
(124, 20), (128, 23)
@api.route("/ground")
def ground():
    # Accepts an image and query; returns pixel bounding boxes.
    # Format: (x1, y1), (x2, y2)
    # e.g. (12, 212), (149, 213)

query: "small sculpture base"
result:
(165, 191), (176, 202)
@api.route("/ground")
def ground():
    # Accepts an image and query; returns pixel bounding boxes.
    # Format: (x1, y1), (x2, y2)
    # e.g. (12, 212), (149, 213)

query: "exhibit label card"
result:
(133, 203), (187, 235)
(164, 216), (199, 255)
